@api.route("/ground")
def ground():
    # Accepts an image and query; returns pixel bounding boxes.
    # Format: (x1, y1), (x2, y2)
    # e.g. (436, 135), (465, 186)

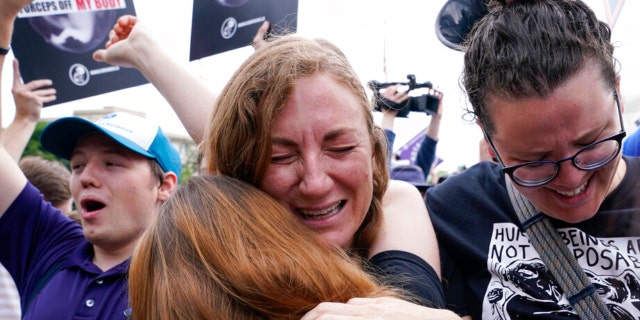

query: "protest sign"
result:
(190, 0), (298, 61)
(11, 0), (147, 106)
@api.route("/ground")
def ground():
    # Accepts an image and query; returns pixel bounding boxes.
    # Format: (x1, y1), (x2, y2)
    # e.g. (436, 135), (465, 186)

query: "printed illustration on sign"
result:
(221, 17), (238, 39)
(69, 63), (89, 86)
(190, 0), (298, 60)
(19, 0), (126, 53)
(11, 0), (146, 106)
(483, 222), (640, 319)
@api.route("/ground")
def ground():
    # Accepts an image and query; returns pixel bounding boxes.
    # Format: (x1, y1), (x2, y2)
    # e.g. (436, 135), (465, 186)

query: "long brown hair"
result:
(202, 35), (389, 256)
(129, 175), (398, 320)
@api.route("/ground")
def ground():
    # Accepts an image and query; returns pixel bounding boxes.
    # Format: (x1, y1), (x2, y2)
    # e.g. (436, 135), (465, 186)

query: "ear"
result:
(477, 120), (497, 159)
(485, 139), (497, 159)
(157, 172), (178, 202)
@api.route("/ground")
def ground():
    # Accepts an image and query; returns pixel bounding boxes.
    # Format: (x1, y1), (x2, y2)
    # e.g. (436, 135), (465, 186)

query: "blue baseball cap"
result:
(40, 112), (182, 181)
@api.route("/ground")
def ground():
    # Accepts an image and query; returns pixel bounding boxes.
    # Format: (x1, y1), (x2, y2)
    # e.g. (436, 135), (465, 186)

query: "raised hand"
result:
(251, 20), (271, 50)
(11, 59), (56, 121)
(93, 15), (145, 69)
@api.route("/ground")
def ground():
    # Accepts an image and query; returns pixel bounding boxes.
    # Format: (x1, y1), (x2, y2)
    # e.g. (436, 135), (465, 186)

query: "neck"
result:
(92, 243), (135, 272)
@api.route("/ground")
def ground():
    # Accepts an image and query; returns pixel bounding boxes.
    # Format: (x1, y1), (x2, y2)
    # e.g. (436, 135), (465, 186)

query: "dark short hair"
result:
(463, 0), (617, 135)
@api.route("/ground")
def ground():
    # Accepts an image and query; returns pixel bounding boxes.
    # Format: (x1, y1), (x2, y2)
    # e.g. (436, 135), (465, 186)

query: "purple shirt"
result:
(0, 183), (130, 320)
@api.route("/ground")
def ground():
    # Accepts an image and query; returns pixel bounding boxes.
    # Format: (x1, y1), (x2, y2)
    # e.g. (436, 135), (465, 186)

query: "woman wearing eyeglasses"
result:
(426, 0), (640, 319)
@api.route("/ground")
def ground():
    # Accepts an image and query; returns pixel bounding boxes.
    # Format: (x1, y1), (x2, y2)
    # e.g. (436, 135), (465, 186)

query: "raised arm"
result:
(425, 90), (443, 142)
(93, 15), (215, 143)
(2, 59), (55, 162)
(378, 85), (409, 162)
(415, 90), (444, 178)
(0, 0), (35, 218)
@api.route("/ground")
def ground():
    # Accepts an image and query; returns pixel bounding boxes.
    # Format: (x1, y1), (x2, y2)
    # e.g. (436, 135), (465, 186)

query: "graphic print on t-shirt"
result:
(483, 222), (640, 320)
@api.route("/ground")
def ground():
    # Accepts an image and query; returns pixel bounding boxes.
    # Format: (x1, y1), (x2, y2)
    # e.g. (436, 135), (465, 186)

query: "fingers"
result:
(300, 302), (362, 320)
(16, 79), (56, 102)
(92, 49), (105, 62)
(12, 59), (22, 86)
(93, 15), (139, 65)
(103, 15), (137, 49)
(32, 88), (57, 104)
(23, 79), (52, 90)
(118, 14), (138, 27)
(252, 20), (270, 49)
(381, 85), (409, 103)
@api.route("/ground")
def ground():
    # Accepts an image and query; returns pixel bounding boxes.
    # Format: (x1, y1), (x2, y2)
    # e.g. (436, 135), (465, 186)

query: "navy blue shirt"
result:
(427, 157), (640, 319)
(0, 183), (129, 320)
(369, 250), (446, 308)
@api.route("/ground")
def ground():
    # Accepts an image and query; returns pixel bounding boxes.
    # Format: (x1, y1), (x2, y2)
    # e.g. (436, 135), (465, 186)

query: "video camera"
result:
(368, 74), (440, 117)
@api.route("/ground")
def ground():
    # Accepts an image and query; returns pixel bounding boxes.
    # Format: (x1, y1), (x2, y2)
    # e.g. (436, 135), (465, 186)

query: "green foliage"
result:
(21, 121), (69, 168)
(179, 146), (201, 184)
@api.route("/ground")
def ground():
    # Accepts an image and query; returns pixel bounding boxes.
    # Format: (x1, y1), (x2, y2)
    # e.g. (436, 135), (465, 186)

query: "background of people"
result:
(3, 1), (637, 176)
(0, 0), (636, 320)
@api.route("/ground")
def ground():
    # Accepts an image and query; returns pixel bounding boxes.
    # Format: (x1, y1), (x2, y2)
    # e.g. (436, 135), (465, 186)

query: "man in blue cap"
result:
(0, 107), (181, 318)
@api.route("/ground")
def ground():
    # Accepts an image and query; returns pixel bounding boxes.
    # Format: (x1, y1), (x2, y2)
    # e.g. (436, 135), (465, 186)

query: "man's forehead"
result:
(71, 133), (135, 157)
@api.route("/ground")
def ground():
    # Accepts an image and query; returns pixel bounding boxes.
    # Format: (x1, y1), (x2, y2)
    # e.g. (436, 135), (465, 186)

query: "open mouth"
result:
(298, 200), (345, 220)
(554, 180), (588, 197)
(81, 199), (106, 213)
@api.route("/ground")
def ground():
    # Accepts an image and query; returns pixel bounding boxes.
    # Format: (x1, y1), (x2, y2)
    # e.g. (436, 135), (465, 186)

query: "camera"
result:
(368, 74), (440, 117)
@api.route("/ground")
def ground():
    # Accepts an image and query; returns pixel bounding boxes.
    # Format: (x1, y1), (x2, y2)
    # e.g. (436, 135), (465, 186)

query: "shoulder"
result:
(373, 180), (441, 275)
(369, 250), (445, 308)
(426, 161), (512, 224)
(384, 179), (422, 202)
(381, 180), (429, 231)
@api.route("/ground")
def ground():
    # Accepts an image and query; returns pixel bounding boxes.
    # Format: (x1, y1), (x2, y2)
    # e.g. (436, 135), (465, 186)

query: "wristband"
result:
(0, 46), (9, 55)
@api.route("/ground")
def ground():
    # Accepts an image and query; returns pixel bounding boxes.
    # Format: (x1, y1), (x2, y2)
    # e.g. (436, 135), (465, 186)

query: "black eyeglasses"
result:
(486, 92), (626, 187)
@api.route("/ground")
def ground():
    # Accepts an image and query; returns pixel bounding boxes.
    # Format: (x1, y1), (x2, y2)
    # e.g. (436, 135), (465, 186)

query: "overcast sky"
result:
(2, 0), (638, 172)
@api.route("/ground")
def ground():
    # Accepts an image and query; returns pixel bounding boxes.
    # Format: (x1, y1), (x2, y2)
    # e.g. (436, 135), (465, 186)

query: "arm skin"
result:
(93, 17), (271, 144)
(0, 0), (37, 219)
(415, 90), (444, 179)
(371, 180), (441, 277)
(301, 297), (464, 320)
(93, 15), (215, 143)
(2, 59), (56, 162)
(379, 84), (409, 133)
(425, 90), (443, 143)
(379, 85), (408, 163)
